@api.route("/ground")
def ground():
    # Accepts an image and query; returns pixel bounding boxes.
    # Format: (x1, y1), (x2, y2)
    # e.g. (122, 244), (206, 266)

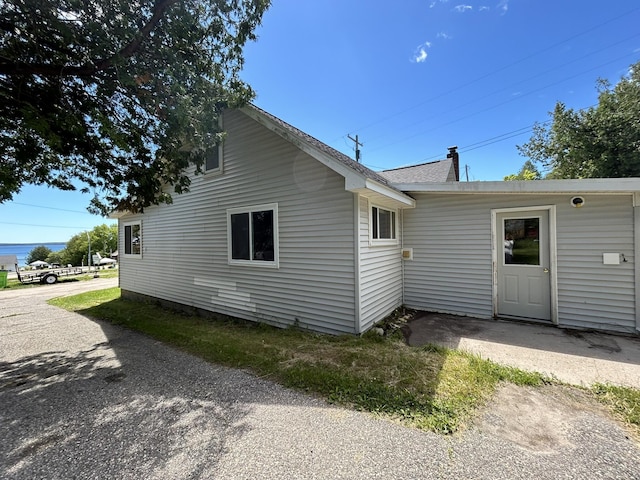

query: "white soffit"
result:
(396, 178), (640, 194)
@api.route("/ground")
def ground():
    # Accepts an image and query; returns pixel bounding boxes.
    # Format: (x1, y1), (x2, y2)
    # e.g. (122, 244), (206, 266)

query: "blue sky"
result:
(1, 0), (639, 243)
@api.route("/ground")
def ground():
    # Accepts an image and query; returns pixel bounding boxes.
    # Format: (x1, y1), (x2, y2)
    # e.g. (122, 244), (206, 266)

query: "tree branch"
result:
(0, 0), (179, 77)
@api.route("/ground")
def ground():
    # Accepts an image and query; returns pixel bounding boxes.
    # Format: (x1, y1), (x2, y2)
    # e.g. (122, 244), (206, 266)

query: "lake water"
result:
(0, 243), (66, 267)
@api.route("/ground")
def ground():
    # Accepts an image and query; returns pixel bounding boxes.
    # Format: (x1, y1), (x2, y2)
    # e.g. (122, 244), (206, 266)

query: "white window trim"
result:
(226, 203), (279, 268)
(122, 220), (142, 258)
(369, 204), (398, 246)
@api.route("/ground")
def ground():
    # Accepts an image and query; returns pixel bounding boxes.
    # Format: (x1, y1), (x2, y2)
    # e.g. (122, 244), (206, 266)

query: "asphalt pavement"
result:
(1, 280), (639, 479)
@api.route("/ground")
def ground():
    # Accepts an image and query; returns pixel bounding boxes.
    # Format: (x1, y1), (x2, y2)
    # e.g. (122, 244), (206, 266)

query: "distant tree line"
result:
(26, 224), (118, 266)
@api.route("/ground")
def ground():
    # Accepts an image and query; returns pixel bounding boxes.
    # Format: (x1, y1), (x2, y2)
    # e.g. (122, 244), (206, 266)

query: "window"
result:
(205, 144), (223, 174)
(123, 222), (141, 256)
(503, 217), (540, 266)
(227, 204), (278, 267)
(371, 205), (397, 244)
(205, 115), (224, 174)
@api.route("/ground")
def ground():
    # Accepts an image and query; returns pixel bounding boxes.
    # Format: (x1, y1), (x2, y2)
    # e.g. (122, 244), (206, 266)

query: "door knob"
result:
(543, 268), (549, 273)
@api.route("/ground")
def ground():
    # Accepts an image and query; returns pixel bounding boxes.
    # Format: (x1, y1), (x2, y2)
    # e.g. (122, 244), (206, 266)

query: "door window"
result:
(503, 218), (540, 265)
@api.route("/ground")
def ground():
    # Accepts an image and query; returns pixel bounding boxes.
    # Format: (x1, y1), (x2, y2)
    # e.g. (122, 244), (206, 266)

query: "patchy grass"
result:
(50, 288), (549, 434)
(592, 383), (640, 439)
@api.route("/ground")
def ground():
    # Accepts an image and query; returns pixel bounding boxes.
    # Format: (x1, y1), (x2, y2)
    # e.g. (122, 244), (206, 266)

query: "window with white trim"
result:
(371, 205), (397, 244)
(227, 204), (279, 267)
(123, 221), (142, 256)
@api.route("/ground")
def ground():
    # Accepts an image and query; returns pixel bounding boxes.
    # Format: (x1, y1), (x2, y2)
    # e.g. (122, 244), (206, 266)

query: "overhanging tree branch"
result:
(0, 0), (179, 77)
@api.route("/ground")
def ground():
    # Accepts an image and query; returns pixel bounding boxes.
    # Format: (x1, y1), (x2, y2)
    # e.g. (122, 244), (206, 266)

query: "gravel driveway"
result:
(1, 280), (639, 479)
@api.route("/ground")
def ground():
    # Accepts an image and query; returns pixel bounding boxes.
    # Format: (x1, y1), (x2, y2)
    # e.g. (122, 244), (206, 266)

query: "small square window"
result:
(371, 205), (397, 244)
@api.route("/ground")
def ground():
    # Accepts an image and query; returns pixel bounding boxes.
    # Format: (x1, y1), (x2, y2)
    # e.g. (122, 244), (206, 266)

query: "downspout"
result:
(354, 193), (362, 334)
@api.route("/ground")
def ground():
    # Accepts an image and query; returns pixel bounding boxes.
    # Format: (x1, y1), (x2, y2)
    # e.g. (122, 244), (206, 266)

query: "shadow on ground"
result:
(403, 311), (640, 367)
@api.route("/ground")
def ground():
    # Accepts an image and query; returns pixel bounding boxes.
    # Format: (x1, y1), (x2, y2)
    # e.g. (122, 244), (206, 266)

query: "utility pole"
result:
(347, 134), (363, 162)
(465, 164), (470, 182)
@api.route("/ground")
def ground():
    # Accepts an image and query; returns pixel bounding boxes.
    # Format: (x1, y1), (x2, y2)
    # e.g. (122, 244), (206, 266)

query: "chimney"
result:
(447, 145), (459, 181)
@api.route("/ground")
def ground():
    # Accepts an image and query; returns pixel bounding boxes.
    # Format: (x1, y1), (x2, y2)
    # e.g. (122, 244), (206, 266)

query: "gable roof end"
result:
(241, 105), (415, 208)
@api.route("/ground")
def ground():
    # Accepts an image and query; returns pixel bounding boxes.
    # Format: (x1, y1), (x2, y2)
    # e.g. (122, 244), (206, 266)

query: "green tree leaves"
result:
(25, 246), (53, 265)
(518, 61), (640, 179)
(0, 0), (270, 214)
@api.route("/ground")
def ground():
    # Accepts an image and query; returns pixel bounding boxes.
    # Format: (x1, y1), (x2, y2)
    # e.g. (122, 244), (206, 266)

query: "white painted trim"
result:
(369, 203), (399, 246)
(226, 203), (280, 269)
(397, 178), (640, 194)
(364, 179), (416, 207)
(354, 194), (362, 334)
(122, 220), (142, 258)
(491, 205), (558, 324)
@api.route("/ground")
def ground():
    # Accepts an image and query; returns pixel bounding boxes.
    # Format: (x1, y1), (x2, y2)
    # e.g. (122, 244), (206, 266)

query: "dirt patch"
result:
(476, 383), (609, 453)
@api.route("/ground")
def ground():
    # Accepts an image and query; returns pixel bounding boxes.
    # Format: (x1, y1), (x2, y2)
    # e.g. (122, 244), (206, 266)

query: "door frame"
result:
(491, 205), (558, 325)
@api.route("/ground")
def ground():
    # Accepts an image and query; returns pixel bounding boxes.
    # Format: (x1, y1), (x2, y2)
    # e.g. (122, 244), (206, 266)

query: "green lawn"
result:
(49, 288), (639, 438)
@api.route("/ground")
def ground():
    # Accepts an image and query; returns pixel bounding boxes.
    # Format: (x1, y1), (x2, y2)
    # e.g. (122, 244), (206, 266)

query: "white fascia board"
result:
(108, 210), (129, 219)
(363, 179), (416, 207)
(396, 178), (640, 194)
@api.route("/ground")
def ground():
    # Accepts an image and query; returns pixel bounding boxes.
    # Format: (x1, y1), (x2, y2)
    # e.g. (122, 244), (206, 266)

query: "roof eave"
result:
(395, 178), (640, 194)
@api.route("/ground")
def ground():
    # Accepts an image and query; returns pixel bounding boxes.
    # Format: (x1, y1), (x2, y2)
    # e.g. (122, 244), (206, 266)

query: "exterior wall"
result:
(357, 196), (403, 332)
(118, 109), (357, 335)
(403, 193), (637, 334)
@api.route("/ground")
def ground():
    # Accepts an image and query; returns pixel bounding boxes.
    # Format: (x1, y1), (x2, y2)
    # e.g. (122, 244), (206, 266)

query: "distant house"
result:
(112, 105), (640, 336)
(0, 255), (18, 272)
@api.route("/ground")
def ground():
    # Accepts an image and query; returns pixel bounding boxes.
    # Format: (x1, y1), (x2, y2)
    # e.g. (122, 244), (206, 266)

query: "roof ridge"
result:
(382, 158), (449, 173)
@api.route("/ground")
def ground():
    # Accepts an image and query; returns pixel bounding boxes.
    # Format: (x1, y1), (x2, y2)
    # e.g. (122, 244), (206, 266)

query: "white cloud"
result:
(454, 4), (473, 12)
(437, 32), (452, 39)
(479, 6), (490, 11)
(412, 42), (431, 63)
(498, 0), (509, 14)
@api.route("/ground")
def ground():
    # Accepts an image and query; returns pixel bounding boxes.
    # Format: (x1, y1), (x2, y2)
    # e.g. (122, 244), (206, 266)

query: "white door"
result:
(496, 210), (551, 321)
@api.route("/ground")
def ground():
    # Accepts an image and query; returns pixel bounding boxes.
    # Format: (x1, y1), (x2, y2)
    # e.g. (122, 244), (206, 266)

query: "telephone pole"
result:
(347, 134), (363, 162)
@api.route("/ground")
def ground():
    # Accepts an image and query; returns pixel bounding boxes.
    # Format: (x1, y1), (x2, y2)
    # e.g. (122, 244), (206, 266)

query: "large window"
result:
(227, 204), (278, 267)
(123, 222), (141, 256)
(371, 205), (397, 244)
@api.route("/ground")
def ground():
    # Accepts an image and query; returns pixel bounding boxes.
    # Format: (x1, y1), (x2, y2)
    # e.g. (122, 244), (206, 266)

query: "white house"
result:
(112, 105), (640, 336)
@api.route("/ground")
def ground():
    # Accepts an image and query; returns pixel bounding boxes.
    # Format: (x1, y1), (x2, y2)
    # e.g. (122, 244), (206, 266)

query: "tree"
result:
(518, 61), (640, 179)
(57, 224), (118, 266)
(504, 160), (542, 181)
(0, 0), (270, 215)
(25, 246), (52, 265)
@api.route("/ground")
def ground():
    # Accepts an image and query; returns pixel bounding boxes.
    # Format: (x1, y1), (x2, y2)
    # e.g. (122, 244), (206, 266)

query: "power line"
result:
(10, 202), (89, 214)
(336, 5), (640, 140)
(364, 34), (640, 153)
(367, 52), (637, 156)
(0, 221), (95, 229)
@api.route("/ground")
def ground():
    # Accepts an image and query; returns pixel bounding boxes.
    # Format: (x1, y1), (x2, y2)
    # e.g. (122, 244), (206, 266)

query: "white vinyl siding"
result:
(402, 193), (636, 334)
(358, 197), (403, 332)
(118, 109), (357, 335)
